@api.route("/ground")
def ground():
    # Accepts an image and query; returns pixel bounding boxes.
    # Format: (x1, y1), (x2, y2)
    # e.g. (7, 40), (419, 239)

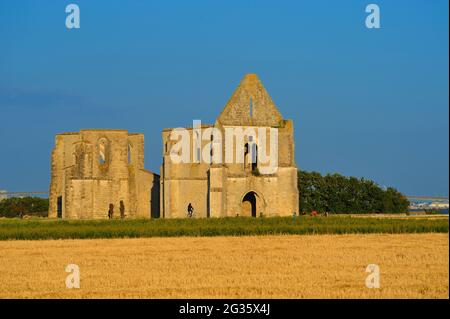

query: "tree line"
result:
(298, 170), (409, 214)
(0, 197), (49, 218)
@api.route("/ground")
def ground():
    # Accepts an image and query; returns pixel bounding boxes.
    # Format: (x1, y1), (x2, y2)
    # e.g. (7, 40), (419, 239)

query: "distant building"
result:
(0, 190), (7, 202)
(430, 202), (449, 209)
(409, 198), (449, 212)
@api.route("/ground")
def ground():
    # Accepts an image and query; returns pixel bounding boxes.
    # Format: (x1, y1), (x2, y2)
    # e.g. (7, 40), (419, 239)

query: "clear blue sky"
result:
(0, 0), (448, 196)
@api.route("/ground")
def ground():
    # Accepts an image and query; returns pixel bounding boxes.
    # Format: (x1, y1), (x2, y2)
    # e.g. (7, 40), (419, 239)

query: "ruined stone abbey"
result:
(49, 74), (299, 219)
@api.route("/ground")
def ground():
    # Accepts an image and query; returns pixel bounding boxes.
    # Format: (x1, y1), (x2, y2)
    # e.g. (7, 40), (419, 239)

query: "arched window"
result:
(127, 143), (132, 164)
(244, 142), (249, 168)
(245, 136), (258, 172)
(251, 144), (258, 171)
(74, 142), (86, 175)
(98, 138), (109, 165)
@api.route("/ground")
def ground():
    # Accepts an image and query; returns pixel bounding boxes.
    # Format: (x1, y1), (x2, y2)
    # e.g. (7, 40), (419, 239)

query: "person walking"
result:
(187, 203), (194, 218)
(108, 203), (114, 219)
(120, 201), (125, 219)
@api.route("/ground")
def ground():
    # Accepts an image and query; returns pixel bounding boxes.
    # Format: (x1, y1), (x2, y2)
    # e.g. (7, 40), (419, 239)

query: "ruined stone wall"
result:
(160, 74), (299, 218)
(49, 129), (159, 219)
(160, 127), (211, 218)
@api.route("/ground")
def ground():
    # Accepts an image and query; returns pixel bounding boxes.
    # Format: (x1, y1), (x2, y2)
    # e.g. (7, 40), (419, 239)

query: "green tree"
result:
(0, 197), (49, 218)
(298, 170), (408, 214)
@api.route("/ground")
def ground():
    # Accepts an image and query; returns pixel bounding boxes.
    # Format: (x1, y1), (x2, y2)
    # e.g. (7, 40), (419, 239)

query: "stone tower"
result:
(49, 129), (159, 219)
(160, 74), (299, 218)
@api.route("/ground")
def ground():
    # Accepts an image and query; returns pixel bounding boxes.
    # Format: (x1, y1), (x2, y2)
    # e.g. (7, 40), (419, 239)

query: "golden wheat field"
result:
(0, 233), (448, 299)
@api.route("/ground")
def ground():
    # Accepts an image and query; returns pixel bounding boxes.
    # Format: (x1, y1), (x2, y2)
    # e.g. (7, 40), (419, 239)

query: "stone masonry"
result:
(49, 74), (299, 219)
(49, 130), (159, 219)
(160, 74), (299, 218)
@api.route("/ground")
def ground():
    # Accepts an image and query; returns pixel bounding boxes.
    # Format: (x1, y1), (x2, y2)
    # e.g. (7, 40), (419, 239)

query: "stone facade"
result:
(49, 130), (159, 219)
(160, 74), (299, 218)
(49, 74), (299, 219)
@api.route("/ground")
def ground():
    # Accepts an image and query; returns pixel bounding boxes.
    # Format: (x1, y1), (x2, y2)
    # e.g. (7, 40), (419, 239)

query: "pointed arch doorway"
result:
(241, 191), (258, 217)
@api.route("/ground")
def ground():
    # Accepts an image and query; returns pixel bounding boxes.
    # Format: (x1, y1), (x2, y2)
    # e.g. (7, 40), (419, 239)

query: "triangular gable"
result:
(216, 74), (283, 126)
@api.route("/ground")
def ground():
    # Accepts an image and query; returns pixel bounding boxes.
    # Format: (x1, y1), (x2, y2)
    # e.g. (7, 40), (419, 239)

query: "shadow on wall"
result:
(151, 176), (160, 218)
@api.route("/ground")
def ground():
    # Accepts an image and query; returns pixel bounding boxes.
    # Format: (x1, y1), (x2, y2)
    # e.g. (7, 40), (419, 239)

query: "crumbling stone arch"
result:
(240, 190), (266, 217)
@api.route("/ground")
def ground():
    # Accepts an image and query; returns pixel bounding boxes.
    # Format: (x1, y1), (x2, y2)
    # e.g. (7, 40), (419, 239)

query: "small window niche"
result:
(98, 138), (109, 166)
(127, 143), (132, 164)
